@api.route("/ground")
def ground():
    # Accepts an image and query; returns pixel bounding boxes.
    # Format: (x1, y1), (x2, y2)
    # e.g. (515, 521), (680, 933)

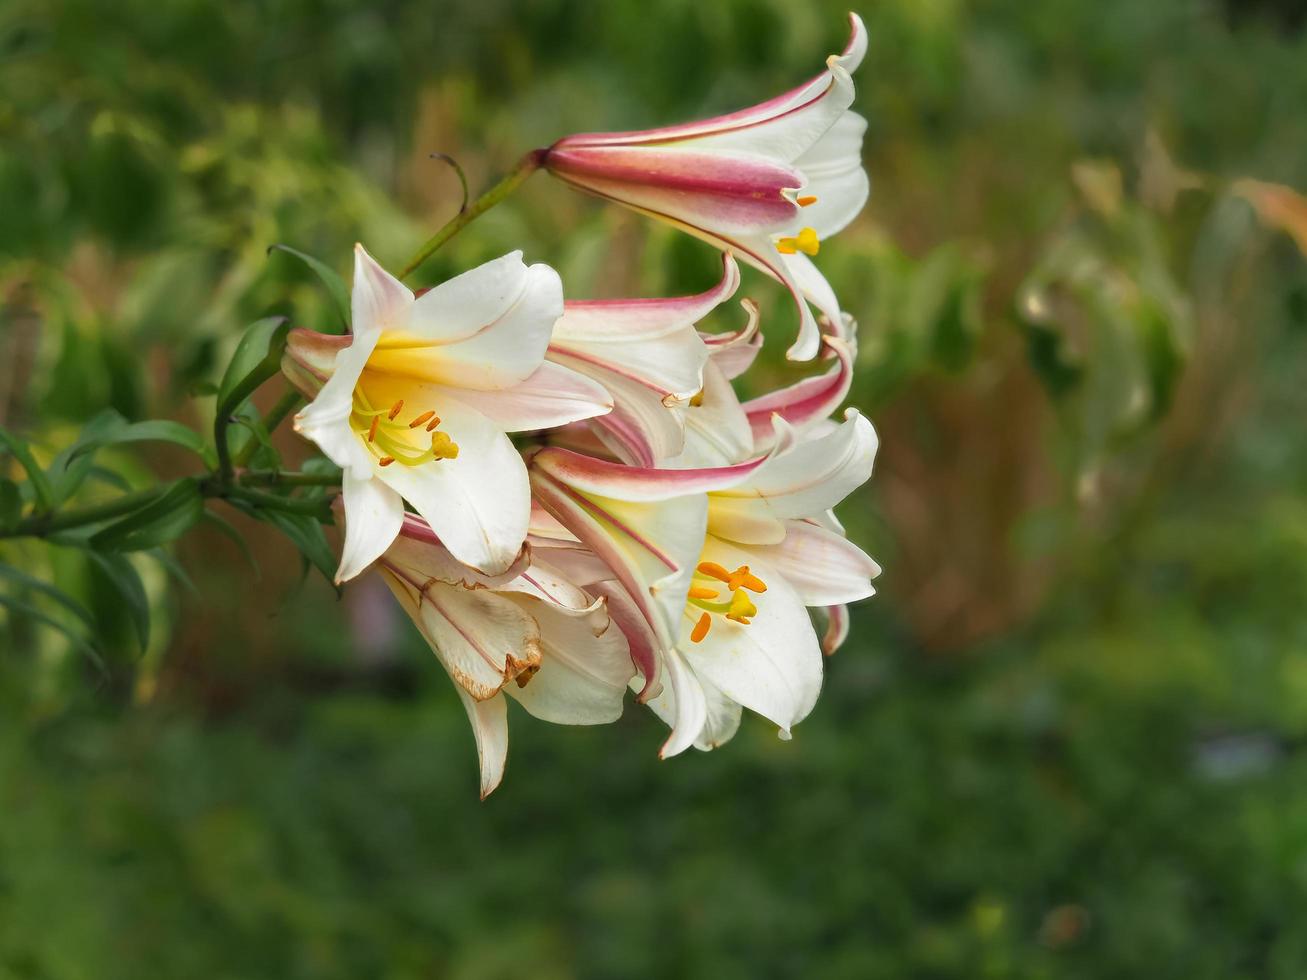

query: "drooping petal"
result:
(352, 243), (413, 337)
(373, 396), (530, 575)
(743, 334), (854, 450)
(448, 360), (612, 432)
(702, 297), (764, 380)
(679, 537), (823, 739)
(503, 594), (633, 725)
(283, 328), (349, 388)
(745, 519), (880, 605)
(364, 261), (563, 390)
(530, 444), (767, 503)
(789, 110), (870, 239)
(454, 688), (509, 800)
(641, 644), (708, 758)
(292, 327), (380, 477)
(820, 604), (850, 656)
(336, 469), (405, 583)
(569, 366), (689, 466)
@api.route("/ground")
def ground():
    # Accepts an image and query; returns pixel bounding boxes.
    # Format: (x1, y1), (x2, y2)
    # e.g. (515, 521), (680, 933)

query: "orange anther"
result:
(409, 410), (435, 429)
(688, 586), (720, 601)
(378, 456), (395, 467)
(690, 612), (711, 643)
(696, 561), (733, 583)
(367, 416), (380, 442)
(727, 566), (767, 593)
(425, 415), (443, 432)
(387, 400), (404, 420)
(796, 195), (818, 207)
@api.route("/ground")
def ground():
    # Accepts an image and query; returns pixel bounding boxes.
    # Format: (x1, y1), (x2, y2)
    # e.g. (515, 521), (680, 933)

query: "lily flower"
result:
(378, 513), (634, 798)
(285, 244), (612, 582)
(528, 409), (879, 756)
(546, 253), (741, 467)
(541, 13), (869, 362)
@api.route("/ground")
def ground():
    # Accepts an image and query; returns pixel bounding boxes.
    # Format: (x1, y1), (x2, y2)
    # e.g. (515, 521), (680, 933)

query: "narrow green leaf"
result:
(0, 563), (97, 630)
(268, 244), (350, 332)
(216, 317), (292, 469)
(146, 547), (198, 596)
(71, 418), (216, 468)
(0, 479), (20, 529)
(0, 593), (105, 671)
(82, 549), (150, 650)
(0, 425), (54, 511)
(260, 509), (337, 586)
(89, 478), (204, 552)
(201, 508), (261, 581)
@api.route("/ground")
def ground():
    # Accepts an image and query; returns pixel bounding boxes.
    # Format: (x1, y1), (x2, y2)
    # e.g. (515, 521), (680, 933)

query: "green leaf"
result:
(0, 593), (105, 671)
(215, 317), (291, 464)
(0, 479), (20, 529)
(268, 244), (350, 332)
(81, 549), (150, 650)
(89, 479), (204, 552)
(0, 563), (97, 630)
(260, 509), (337, 587)
(201, 509), (261, 581)
(70, 417), (215, 468)
(146, 547), (198, 596)
(0, 425), (54, 512)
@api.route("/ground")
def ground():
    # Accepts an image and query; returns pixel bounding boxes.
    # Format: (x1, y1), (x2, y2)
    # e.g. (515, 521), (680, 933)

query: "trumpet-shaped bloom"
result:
(378, 514), (634, 797)
(542, 14), (868, 361)
(546, 253), (740, 467)
(287, 244), (611, 582)
(529, 410), (879, 755)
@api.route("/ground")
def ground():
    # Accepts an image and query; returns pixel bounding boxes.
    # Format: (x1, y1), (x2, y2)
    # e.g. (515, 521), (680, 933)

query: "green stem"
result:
(0, 471), (340, 540)
(398, 149), (545, 280)
(230, 387), (302, 469)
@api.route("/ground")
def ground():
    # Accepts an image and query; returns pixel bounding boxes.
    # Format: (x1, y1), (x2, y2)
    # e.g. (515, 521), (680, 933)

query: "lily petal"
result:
(746, 519), (881, 606)
(449, 360), (612, 432)
(407, 250), (530, 344)
(352, 243), (414, 337)
(743, 334), (854, 450)
(454, 688), (509, 800)
(336, 469), (404, 583)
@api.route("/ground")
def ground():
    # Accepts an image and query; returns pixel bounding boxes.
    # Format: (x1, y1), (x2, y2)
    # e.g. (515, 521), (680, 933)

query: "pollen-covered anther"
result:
(387, 399), (404, 420)
(430, 431), (460, 460)
(796, 195), (818, 207)
(367, 416), (380, 442)
(408, 410), (435, 429)
(696, 561), (767, 594)
(425, 415), (443, 432)
(688, 586), (720, 600)
(690, 612), (712, 643)
(776, 226), (820, 256)
(378, 456), (395, 467)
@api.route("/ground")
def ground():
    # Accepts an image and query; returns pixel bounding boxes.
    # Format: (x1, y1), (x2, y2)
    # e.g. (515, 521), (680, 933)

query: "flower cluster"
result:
(284, 14), (879, 796)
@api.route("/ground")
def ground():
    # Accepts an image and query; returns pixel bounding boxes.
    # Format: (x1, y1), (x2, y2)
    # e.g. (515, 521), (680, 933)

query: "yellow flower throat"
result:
(351, 390), (459, 468)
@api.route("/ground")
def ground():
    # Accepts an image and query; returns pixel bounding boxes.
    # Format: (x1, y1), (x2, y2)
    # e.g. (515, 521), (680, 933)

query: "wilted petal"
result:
(454, 688), (509, 800)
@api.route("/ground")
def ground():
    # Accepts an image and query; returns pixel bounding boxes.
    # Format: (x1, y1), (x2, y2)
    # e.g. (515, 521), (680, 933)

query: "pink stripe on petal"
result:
(532, 445), (768, 502)
(744, 335), (853, 446)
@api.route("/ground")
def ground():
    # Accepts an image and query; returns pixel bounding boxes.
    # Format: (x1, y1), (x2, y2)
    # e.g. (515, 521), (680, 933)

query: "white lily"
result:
(378, 513), (634, 798)
(286, 244), (612, 582)
(543, 14), (869, 360)
(528, 409), (879, 756)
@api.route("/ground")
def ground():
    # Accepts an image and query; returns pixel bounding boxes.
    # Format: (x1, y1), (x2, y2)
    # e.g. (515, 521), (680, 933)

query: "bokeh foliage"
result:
(3, 0), (1307, 976)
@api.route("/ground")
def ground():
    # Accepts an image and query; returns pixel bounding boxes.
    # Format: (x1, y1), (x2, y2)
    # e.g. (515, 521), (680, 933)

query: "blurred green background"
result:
(4, 0), (1307, 976)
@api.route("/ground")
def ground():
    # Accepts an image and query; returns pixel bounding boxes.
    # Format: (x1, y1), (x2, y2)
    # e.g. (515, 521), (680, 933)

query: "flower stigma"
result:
(687, 560), (768, 643)
(776, 226), (820, 256)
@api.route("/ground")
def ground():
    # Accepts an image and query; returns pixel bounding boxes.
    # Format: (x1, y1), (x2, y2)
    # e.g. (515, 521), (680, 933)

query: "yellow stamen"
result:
(796, 195), (818, 207)
(409, 410), (435, 429)
(688, 586), (720, 600)
(689, 389), (706, 407)
(367, 416), (380, 443)
(387, 400), (404, 420)
(378, 456), (395, 467)
(776, 226), (820, 256)
(690, 612), (712, 643)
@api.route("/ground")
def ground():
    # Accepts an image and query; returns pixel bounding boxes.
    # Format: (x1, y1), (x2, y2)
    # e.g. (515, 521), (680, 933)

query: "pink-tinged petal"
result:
(336, 470), (404, 583)
(284, 328), (349, 384)
(389, 517), (528, 589)
(528, 466), (707, 646)
(373, 397), (530, 575)
(453, 688), (508, 800)
(820, 604), (850, 656)
(556, 363), (686, 466)
(530, 444), (767, 502)
(550, 13), (866, 153)
(380, 567), (542, 701)
(365, 262), (563, 391)
(668, 359), (754, 469)
(744, 334), (854, 450)
(546, 147), (802, 236)
(702, 298), (763, 380)
(679, 537), (823, 739)
(716, 409), (876, 521)
(586, 577), (662, 702)
(447, 361), (611, 433)
(502, 593), (633, 725)
(352, 243), (413, 337)
(745, 519), (880, 606)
